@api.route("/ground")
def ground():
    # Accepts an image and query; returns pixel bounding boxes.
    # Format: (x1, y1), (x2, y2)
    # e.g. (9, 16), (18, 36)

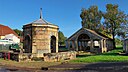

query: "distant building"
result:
(66, 28), (113, 53)
(0, 24), (18, 39)
(4, 34), (20, 43)
(23, 8), (59, 57)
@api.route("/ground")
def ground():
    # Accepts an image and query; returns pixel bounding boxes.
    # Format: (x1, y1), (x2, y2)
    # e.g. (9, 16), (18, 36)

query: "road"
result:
(1, 62), (128, 72)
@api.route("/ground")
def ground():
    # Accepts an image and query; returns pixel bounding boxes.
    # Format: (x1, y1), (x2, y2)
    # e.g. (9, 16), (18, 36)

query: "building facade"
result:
(23, 9), (59, 56)
(66, 28), (113, 53)
(0, 24), (18, 39)
(123, 38), (128, 53)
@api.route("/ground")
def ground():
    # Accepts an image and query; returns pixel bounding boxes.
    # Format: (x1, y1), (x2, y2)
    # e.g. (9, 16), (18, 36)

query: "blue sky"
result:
(0, 0), (128, 37)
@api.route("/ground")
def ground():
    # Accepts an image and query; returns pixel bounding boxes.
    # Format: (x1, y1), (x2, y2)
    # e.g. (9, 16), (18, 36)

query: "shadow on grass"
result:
(101, 53), (119, 56)
(76, 46), (124, 58)
(76, 54), (93, 58)
(116, 46), (123, 49)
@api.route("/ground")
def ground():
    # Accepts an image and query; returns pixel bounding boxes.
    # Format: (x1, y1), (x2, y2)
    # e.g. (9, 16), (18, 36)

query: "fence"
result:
(0, 44), (11, 51)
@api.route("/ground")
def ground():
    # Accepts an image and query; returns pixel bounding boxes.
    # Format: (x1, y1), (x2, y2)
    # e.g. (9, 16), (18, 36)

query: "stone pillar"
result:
(80, 41), (82, 51)
(104, 40), (106, 48)
(72, 41), (75, 51)
(67, 41), (70, 50)
(82, 41), (84, 51)
(100, 39), (104, 53)
(75, 41), (78, 51)
(90, 40), (93, 52)
(56, 38), (58, 53)
(104, 39), (107, 52)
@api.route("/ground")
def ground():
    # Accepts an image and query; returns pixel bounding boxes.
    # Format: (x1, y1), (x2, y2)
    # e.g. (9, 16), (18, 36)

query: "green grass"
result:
(70, 56), (128, 63)
(58, 47), (68, 52)
(70, 46), (128, 63)
(116, 45), (123, 48)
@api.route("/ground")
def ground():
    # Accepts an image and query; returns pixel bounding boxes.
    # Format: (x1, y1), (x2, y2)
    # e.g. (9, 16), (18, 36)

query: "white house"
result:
(4, 34), (20, 44)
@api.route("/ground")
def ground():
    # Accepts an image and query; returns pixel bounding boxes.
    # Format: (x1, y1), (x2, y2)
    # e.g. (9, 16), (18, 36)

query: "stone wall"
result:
(13, 51), (76, 62)
(43, 51), (76, 62)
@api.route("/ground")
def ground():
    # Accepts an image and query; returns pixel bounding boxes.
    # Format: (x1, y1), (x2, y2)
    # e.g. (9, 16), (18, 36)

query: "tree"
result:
(13, 29), (23, 36)
(103, 4), (128, 49)
(58, 31), (67, 46)
(80, 5), (102, 31)
(115, 38), (123, 45)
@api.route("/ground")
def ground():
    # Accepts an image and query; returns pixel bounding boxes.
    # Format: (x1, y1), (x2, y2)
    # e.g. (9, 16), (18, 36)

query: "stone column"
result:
(56, 37), (58, 53)
(72, 41), (75, 50)
(75, 41), (78, 51)
(100, 39), (104, 53)
(104, 40), (106, 48)
(82, 41), (85, 51)
(67, 41), (70, 50)
(80, 41), (82, 51)
(90, 40), (93, 52)
(104, 40), (107, 52)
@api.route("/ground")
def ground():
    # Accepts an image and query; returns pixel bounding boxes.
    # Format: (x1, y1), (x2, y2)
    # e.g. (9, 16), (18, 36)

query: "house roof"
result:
(67, 28), (113, 40)
(0, 24), (18, 37)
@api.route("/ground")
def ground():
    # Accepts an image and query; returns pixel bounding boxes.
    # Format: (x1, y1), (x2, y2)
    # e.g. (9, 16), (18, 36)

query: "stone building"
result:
(23, 9), (59, 56)
(66, 28), (113, 53)
(123, 38), (128, 53)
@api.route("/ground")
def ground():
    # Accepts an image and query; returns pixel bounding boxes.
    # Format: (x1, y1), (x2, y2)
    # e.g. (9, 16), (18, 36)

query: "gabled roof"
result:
(0, 24), (18, 37)
(67, 28), (113, 40)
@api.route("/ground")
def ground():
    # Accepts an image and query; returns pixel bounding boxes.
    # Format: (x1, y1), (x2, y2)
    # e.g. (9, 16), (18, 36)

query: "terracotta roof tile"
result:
(0, 24), (18, 37)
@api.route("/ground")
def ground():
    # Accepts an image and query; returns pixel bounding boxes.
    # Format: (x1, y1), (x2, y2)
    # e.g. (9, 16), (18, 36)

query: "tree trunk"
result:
(111, 19), (116, 49)
(112, 28), (116, 49)
(112, 33), (116, 49)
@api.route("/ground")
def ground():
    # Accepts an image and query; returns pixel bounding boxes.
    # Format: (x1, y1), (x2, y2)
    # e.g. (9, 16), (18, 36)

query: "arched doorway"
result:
(50, 36), (56, 53)
(24, 35), (31, 53)
(77, 34), (90, 51)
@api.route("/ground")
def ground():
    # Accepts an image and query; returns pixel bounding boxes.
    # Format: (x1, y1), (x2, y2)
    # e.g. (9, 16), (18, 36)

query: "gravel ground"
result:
(45, 62), (128, 72)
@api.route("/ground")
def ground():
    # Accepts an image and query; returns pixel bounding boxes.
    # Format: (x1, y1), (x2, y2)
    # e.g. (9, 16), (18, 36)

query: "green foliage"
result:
(80, 5), (102, 31)
(115, 38), (123, 45)
(58, 31), (67, 46)
(103, 4), (128, 36)
(13, 29), (22, 36)
(103, 4), (128, 48)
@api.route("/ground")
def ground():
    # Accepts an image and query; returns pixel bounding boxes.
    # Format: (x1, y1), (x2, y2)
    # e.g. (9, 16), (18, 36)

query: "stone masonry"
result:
(23, 8), (59, 57)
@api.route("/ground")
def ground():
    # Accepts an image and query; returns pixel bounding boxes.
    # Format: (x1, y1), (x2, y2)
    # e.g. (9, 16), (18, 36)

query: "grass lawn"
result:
(70, 46), (128, 63)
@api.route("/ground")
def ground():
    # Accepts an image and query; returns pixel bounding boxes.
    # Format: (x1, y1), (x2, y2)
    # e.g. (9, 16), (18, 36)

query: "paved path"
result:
(44, 62), (128, 72)
(1, 62), (128, 72)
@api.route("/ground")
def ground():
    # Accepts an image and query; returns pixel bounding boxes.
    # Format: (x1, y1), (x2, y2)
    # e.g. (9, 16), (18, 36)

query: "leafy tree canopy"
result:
(58, 31), (67, 46)
(103, 4), (128, 48)
(13, 29), (22, 36)
(80, 5), (102, 31)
